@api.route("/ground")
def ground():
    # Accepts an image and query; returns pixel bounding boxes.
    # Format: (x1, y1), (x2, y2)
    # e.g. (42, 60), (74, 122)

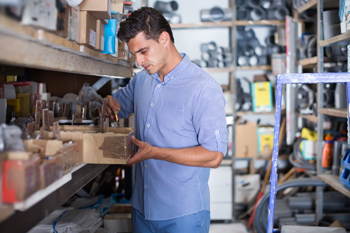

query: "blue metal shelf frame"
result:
(267, 72), (350, 233)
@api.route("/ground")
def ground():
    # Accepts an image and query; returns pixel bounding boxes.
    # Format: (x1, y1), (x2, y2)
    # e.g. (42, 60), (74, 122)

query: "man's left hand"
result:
(127, 136), (155, 165)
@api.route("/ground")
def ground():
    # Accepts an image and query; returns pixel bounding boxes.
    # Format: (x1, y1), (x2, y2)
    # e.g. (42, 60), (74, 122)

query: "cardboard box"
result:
(111, 0), (124, 13)
(103, 213), (132, 233)
(251, 81), (273, 112)
(235, 119), (257, 158)
(57, 126), (134, 164)
(2, 152), (40, 203)
(79, 0), (111, 19)
(96, 20), (106, 51)
(257, 126), (274, 158)
(24, 139), (63, 157)
(79, 11), (97, 48)
(109, 203), (132, 214)
(69, 6), (80, 42)
(39, 154), (64, 189)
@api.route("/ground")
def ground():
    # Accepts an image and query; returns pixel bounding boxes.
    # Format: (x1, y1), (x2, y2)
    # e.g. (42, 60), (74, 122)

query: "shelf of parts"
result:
(0, 14), (132, 77)
(203, 67), (234, 73)
(296, 0), (318, 13)
(300, 114), (319, 124)
(320, 31), (350, 47)
(0, 164), (109, 233)
(236, 65), (272, 70)
(318, 174), (350, 199)
(170, 21), (233, 29)
(319, 108), (347, 118)
(236, 20), (285, 26)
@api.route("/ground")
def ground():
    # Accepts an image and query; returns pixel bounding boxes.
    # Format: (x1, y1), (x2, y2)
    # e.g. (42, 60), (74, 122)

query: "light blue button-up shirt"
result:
(113, 53), (228, 220)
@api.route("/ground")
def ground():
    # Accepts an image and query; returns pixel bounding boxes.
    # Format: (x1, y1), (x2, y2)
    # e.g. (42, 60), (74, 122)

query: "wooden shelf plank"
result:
(300, 114), (319, 123)
(203, 67), (234, 73)
(237, 110), (275, 116)
(170, 21), (233, 29)
(319, 108), (347, 118)
(221, 160), (233, 165)
(296, 0), (318, 13)
(299, 56), (317, 66)
(236, 65), (272, 70)
(320, 31), (350, 47)
(236, 20), (285, 26)
(0, 164), (108, 233)
(0, 14), (132, 77)
(318, 174), (350, 198)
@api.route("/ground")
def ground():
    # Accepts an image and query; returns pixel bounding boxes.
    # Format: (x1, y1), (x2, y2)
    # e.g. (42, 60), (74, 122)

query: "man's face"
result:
(127, 32), (167, 75)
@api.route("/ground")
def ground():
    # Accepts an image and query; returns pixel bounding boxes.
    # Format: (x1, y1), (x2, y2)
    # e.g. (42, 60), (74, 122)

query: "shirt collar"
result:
(151, 53), (190, 83)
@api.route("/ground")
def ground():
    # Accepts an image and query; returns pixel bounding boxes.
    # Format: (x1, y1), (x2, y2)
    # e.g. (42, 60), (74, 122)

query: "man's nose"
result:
(136, 54), (143, 67)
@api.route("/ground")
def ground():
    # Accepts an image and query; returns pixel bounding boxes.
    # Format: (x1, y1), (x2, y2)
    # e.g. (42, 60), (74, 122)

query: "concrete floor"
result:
(209, 222), (248, 233)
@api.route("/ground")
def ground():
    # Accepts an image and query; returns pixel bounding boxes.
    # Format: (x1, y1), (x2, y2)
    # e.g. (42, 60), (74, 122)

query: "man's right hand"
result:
(99, 95), (121, 120)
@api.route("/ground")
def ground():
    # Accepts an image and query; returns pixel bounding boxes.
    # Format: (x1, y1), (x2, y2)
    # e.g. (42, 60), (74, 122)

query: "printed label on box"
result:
(89, 29), (96, 47)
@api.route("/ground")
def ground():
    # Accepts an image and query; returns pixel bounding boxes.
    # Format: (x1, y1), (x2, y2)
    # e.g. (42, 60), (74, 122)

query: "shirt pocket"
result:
(157, 100), (184, 131)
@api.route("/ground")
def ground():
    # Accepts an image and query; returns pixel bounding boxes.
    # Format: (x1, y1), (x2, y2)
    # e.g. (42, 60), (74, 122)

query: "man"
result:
(103, 7), (228, 233)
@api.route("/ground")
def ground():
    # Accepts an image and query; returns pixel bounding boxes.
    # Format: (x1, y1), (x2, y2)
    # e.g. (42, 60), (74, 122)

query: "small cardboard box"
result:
(57, 126), (134, 164)
(235, 119), (257, 159)
(96, 19), (106, 51)
(251, 81), (273, 113)
(79, 11), (97, 48)
(2, 152), (40, 203)
(111, 0), (124, 13)
(79, 0), (111, 19)
(257, 126), (274, 158)
(24, 139), (63, 157)
(69, 6), (80, 42)
(104, 213), (132, 233)
(109, 203), (132, 214)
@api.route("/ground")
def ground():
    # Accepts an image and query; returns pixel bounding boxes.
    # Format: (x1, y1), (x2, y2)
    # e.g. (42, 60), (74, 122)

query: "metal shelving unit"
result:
(0, 164), (109, 233)
(0, 11), (133, 232)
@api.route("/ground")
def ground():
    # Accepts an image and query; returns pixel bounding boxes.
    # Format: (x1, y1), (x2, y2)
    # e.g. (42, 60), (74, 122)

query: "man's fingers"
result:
(131, 135), (142, 146)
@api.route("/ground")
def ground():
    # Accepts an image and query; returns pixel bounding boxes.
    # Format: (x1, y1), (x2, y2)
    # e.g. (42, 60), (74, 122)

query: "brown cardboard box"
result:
(111, 0), (124, 13)
(24, 139), (63, 157)
(235, 118), (257, 158)
(96, 19), (106, 51)
(79, 11), (97, 48)
(69, 6), (80, 42)
(58, 126), (134, 164)
(79, 0), (111, 19)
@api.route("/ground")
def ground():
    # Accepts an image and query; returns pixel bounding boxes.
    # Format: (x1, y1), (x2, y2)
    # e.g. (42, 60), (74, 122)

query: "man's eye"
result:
(141, 50), (146, 54)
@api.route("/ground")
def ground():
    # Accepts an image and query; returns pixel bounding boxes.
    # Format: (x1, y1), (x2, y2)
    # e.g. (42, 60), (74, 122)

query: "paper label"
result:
(89, 29), (96, 47)
(101, 35), (105, 50)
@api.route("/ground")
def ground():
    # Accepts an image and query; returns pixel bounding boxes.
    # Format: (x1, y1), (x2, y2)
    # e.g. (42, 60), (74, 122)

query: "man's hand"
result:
(127, 136), (155, 165)
(99, 95), (121, 120)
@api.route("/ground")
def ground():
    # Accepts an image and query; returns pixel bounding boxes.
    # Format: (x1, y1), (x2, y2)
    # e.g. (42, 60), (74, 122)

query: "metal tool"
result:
(99, 98), (108, 133)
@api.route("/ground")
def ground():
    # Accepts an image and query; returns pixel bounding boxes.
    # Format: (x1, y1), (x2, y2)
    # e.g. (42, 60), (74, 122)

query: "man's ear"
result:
(159, 31), (170, 47)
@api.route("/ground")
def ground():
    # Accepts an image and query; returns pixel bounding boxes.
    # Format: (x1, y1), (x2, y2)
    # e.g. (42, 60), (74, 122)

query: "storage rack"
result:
(0, 11), (133, 233)
(292, 0), (350, 226)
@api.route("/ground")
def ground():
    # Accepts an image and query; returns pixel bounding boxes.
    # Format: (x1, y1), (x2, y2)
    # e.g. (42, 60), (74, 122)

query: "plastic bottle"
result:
(322, 134), (334, 170)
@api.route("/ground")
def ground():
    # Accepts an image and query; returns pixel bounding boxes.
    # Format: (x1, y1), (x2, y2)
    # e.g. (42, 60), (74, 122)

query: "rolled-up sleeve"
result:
(191, 79), (228, 156)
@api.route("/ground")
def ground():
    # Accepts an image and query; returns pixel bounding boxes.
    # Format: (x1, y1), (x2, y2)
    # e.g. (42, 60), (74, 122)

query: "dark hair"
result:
(117, 7), (174, 43)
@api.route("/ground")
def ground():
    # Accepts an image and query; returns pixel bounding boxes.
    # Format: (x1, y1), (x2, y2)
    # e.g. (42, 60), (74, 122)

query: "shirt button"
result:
(147, 124), (150, 127)
(145, 164), (148, 168)
(158, 84), (161, 88)
(216, 131), (219, 134)
(145, 185), (148, 188)
(151, 103), (154, 107)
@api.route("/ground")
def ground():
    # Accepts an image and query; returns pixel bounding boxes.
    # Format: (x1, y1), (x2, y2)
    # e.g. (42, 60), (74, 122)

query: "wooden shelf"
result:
(296, 0), (317, 13)
(170, 21), (233, 29)
(318, 174), (350, 199)
(221, 159), (233, 165)
(236, 20), (285, 26)
(0, 164), (108, 233)
(0, 14), (132, 77)
(237, 110), (275, 116)
(300, 114), (319, 123)
(299, 56), (317, 66)
(236, 65), (272, 70)
(319, 108), (347, 118)
(320, 31), (350, 47)
(203, 67), (234, 73)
